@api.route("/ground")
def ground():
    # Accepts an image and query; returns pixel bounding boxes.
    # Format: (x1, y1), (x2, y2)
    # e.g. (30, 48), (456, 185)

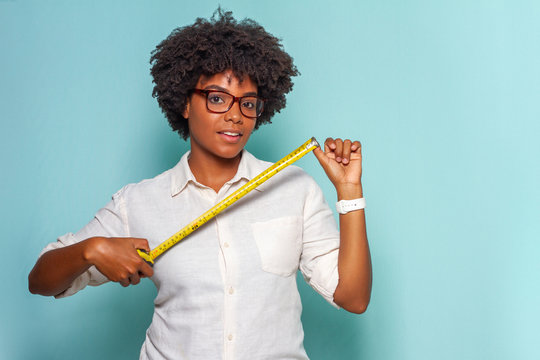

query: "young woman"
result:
(28, 9), (371, 360)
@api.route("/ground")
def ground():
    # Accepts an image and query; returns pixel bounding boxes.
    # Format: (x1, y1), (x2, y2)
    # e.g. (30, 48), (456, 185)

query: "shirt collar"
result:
(170, 149), (267, 197)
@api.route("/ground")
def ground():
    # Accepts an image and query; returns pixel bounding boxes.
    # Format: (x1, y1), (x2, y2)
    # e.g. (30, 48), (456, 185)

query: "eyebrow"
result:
(203, 85), (258, 97)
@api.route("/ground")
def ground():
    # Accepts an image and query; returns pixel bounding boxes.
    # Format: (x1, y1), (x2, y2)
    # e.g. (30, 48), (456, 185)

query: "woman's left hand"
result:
(313, 138), (362, 190)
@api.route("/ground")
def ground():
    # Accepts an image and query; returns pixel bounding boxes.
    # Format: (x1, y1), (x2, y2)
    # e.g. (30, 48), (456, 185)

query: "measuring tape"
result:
(137, 137), (320, 264)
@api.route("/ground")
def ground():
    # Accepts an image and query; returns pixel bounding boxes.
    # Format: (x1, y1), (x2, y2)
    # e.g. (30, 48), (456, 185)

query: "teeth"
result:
(222, 132), (240, 136)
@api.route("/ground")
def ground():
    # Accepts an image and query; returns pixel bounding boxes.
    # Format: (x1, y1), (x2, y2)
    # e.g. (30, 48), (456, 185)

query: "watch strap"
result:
(336, 198), (366, 214)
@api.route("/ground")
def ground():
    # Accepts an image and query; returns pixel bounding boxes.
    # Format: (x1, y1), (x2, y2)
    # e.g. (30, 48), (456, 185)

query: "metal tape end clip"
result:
(309, 137), (320, 149)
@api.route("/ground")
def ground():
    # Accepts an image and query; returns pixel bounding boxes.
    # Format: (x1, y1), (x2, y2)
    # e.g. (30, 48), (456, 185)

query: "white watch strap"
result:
(336, 198), (366, 214)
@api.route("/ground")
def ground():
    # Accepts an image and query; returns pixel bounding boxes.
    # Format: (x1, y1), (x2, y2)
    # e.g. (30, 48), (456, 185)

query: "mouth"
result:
(219, 131), (242, 137)
(217, 131), (243, 143)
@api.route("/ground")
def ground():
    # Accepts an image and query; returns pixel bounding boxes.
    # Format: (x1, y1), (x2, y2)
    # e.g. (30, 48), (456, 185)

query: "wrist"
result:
(336, 183), (363, 200)
(82, 237), (104, 265)
(336, 197), (366, 214)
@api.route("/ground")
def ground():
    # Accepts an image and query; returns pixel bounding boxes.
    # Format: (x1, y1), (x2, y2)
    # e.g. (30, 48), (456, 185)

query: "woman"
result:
(28, 9), (371, 360)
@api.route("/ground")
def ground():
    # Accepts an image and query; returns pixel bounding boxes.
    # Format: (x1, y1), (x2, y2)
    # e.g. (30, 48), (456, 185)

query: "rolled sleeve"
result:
(38, 188), (130, 298)
(299, 178), (341, 309)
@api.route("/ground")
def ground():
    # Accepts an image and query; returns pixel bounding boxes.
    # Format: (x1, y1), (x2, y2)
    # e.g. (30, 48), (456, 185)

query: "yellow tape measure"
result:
(137, 137), (320, 264)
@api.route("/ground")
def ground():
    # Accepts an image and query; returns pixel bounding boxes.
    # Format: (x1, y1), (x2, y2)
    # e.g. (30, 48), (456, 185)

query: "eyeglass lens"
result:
(206, 91), (264, 118)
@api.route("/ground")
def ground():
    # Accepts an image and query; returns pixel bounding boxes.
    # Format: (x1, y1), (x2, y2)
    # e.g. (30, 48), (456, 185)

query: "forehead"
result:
(197, 70), (256, 90)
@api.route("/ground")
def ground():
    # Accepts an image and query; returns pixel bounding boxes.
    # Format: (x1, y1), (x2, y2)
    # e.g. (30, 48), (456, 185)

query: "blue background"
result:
(2, 1), (539, 359)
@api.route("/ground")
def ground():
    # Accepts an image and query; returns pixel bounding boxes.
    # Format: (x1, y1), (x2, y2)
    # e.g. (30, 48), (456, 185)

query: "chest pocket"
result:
(252, 216), (303, 277)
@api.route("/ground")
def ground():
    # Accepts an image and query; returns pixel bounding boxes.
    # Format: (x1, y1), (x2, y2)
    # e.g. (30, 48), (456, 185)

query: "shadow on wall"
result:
(21, 281), (157, 359)
(298, 274), (364, 360)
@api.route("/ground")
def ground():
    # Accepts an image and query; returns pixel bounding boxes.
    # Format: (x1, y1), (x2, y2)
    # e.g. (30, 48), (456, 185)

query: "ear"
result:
(182, 99), (190, 119)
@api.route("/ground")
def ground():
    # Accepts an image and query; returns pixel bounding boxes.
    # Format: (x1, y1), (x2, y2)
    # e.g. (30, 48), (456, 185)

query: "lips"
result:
(219, 131), (241, 137)
(217, 130), (243, 143)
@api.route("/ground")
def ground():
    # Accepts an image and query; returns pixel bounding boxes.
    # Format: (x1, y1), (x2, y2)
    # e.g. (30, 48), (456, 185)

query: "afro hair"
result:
(150, 8), (299, 139)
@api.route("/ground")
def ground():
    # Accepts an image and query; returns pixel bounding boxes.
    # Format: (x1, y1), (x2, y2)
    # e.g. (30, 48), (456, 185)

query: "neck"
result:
(188, 148), (243, 193)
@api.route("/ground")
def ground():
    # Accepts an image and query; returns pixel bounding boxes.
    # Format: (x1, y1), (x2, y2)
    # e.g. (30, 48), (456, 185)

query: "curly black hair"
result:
(150, 8), (299, 139)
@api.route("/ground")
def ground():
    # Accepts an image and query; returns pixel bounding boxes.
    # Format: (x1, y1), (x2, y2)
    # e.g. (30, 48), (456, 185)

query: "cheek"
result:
(187, 112), (219, 139)
(247, 121), (257, 135)
(188, 118), (205, 139)
(241, 125), (255, 144)
(187, 117), (202, 140)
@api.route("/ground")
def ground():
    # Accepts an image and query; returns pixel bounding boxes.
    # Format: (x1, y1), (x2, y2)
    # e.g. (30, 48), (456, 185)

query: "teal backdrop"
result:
(2, 1), (539, 359)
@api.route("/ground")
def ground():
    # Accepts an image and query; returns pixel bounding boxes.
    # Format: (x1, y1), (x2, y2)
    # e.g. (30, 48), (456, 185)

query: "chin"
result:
(221, 149), (243, 159)
(213, 145), (244, 160)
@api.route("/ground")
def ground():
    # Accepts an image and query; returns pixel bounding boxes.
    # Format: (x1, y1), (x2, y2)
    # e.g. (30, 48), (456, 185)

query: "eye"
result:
(208, 92), (226, 104)
(241, 97), (257, 109)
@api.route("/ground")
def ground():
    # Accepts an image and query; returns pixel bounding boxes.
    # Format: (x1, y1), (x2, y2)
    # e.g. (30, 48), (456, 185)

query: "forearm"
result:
(29, 236), (153, 296)
(333, 184), (372, 313)
(28, 238), (96, 297)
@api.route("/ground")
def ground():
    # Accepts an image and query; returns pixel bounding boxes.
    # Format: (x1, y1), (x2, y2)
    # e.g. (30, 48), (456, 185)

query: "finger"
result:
(351, 140), (361, 153)
(119, 278), (130, 287)
(138, 261), (154, 278)
(342, 139), (352, 164)
(129, 273), (141, 285)
(133, 238), (151, 252)
(324, 137), (336, 153)
(334, 138), (343, 162)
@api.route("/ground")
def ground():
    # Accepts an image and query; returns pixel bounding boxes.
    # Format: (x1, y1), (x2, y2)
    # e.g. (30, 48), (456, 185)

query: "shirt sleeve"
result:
(38, 188), (130, 298)
(299, 177), (341, 309)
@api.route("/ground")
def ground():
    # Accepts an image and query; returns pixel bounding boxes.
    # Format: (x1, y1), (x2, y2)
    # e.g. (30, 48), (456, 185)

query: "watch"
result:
(336, 198), (366, 214)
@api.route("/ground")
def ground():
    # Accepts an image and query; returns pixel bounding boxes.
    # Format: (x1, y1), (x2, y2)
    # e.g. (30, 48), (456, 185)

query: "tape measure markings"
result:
(138, 137), (319, 264)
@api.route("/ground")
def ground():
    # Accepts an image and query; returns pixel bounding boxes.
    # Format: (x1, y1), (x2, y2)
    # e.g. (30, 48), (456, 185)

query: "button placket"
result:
(219, 218), (236, 359)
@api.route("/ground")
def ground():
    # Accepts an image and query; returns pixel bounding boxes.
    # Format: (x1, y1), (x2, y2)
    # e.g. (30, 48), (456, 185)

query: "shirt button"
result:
(228, 287), (234, 295)
(228, 334), (234, 341)
(224, 242), (230, 248)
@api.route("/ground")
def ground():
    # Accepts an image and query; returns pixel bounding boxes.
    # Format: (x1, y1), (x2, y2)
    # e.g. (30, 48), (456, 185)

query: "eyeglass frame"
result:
(190, 88), (265, 119)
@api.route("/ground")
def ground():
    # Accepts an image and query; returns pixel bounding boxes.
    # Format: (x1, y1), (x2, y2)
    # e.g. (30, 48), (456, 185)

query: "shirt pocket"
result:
(252, 216), (303, 277)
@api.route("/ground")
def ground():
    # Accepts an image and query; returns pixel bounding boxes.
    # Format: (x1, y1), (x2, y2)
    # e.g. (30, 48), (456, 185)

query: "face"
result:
(183, 70), (258, 161)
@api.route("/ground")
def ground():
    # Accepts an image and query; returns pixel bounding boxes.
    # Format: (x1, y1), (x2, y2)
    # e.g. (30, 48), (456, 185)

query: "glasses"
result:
(191, 89), (265, 119)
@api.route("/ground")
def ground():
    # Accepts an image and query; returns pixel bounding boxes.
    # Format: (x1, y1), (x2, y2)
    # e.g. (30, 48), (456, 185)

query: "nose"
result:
(224, 100), (243, 124)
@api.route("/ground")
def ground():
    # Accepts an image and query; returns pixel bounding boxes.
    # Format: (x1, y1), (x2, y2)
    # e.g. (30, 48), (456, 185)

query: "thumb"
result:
(313, 147), (332, 171)
(313, 147), (327, 166)
(313, 146), (341, 187)
(132, 238), (151, 253)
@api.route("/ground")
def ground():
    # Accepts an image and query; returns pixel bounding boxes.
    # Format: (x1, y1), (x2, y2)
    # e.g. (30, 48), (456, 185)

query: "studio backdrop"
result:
(1, 1), (539, 359)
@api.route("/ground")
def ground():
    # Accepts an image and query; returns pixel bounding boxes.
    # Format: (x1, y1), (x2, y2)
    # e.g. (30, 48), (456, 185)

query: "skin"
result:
(28, 237), (153, 296)
(183, 71), (258, 192)
(28, 70), (372, 314)
(314, 139), (372, 313)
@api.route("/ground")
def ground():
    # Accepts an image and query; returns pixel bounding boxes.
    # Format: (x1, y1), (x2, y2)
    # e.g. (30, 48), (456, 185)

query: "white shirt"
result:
(40, 150), (341, 360)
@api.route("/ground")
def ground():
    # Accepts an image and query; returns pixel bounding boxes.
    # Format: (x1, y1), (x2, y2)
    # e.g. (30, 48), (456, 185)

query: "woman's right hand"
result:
(85, 237), (154, 287)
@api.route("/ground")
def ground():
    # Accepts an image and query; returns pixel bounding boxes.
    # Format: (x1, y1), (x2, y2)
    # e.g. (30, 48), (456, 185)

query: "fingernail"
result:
(342, 158), (349, 164)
